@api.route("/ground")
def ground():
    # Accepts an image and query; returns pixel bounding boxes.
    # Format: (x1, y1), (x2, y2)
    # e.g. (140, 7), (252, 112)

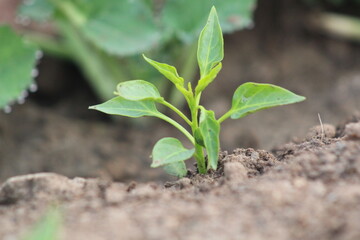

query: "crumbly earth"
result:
(1, 120), (360, 240)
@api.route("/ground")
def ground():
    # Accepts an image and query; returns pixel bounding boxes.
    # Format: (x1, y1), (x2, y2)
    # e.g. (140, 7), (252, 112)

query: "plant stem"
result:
(53, 0), (129, 101)
(193, 142), (206, 174)
(159, 99), (192, 126)
(49, 0), (86, 27)
(218, 110), (233, 124)
(189, 98), (206, 174)
(156, 114), (195, 145)
(57, 22), (117, 100)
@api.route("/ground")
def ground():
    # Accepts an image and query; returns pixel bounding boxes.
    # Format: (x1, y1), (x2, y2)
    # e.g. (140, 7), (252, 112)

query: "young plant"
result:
(90, 7), (305, 177)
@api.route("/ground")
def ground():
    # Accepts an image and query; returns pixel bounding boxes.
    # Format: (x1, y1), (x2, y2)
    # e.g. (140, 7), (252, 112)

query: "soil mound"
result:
(1, 120), (360, 240)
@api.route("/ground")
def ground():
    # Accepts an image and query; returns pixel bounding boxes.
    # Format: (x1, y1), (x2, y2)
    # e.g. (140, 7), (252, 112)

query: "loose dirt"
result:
(1, 119), (360, 240)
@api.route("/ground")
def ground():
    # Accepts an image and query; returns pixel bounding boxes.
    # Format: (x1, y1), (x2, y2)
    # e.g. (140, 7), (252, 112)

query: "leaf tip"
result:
(210, 5), (217, 13)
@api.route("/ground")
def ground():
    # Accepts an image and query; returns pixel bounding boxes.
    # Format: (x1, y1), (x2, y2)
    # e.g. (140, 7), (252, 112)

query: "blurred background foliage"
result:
(0, 0), (257, 110)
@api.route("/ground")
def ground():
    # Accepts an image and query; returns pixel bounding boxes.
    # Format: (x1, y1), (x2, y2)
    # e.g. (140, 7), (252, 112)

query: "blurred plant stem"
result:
(310, 12), (360, 41)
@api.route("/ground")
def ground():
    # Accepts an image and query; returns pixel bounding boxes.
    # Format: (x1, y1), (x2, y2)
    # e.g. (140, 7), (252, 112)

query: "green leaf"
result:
(199, 108), (220, 170)
(89, 96), (161, 118)
(116, 80), (162, 101)
(0, 26), (38, 109)
(151, 137), (195, 168)
(197, 6), (224, 78)
(23, 207), (62, 240)
(143, 55), (184, 87)
(162, 0), (256, 43)
(163, 162), (187, 178)
(17, 0), (54, 22)
(195, 62), (222, 94)
(194, 128), (205, 147)
(80, 0), (160, 55)
(230, 82), (306, 119)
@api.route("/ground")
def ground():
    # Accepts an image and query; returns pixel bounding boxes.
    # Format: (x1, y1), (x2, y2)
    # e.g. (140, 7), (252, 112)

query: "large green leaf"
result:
(143, 55), (184, 87)
(199, 108), (220, 170)
(80, 0), (160, 56)
(0, 26), (38, 110)
(162, 0), (256, 43)
(197, 7), (224, 78)
(17, 0), (54, 22)
(229, 82), (306, 119)
(116, 80), (162, 101)
(163, 162), (187, 178)
(89, 96), (161, 118)
(151, 137), (195, 168)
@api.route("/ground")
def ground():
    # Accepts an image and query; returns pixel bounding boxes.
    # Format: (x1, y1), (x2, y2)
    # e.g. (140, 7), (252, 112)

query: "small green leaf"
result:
(151, 137), (195, 168)
(230, 82), (306, 119)
(116, 80), (162, 101)
(163, 161), (187, 178)
(197, 6), (224, 78)
(143, 55), (184, 87)
(195, 63), (222, 94)
(199, 108), (220, 170)
(23, 207), (62, 240)
(0, 26), (38, 109)
(194, 128), (205, 147)
(89, 96), (161, 118)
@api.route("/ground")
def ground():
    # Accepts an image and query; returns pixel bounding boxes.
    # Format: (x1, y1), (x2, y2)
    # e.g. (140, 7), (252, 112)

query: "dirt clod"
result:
(343, 122), (360, 140)
(306, 124), (336, 140)
(224, 161), (248, 182)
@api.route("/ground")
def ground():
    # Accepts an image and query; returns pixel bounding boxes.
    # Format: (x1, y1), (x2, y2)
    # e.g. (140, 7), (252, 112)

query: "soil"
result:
(1, 119), (360, 239)
(1, 0), (360, 238)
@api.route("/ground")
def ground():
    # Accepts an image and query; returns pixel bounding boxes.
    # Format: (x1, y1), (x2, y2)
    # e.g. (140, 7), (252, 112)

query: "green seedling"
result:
(90, 7), (305, 177)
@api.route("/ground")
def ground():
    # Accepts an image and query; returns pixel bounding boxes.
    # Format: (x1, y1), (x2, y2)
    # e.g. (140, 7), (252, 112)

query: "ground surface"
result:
(1, 118), (360, 239)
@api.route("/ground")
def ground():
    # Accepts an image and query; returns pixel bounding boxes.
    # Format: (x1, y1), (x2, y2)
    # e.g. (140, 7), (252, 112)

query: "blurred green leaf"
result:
(80, 0), (160, 56)
(23, 207), (62, 240)
(0, 26), (38, 110)
(162, 0), (256, 43)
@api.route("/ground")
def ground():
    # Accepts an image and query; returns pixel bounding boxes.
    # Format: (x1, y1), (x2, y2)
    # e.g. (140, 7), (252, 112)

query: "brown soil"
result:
(1, 119), (360, 239)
